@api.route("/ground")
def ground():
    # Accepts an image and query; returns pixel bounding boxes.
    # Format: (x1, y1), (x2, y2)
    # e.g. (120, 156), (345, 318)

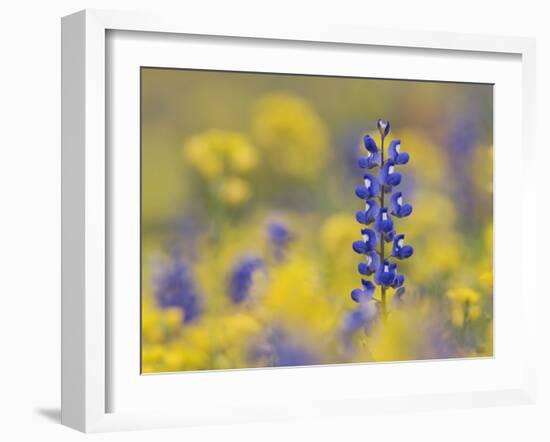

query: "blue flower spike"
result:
(389, 192), (413, 218)
(348, 118), (413, 327)
(391, 234), (414, 260)
(388, 139), (410, 165)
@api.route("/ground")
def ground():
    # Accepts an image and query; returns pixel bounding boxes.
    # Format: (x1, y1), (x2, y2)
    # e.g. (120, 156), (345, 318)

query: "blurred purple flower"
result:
(251, 328), (319, 367)
(446, 114), (481, 221)
(228, 256), (263, 304)
(267, 221), (293, 262)
(153, 258), (202, 323)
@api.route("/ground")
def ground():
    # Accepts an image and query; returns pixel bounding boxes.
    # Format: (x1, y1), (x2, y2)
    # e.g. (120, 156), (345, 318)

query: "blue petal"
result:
(343, 309), (367, 332)
(375, 208), (394, 234)
(357, 157), (370, 168)
(358, 152), (381, 169)
(351, 288), (365, 303)
(361, 228), (377, 249)
(374, 260), (396, 287)
(370, 251), (380, 270)
(389, 192), (401, 215)
(358, 262), (370, 275)
(393, 287), (406, 307)
(355, 186), (369, 199)
(388, 139), (400, 157)
(361, 279), (376, 296)
(387, 172), (401, 187)
(381, 161), (401, 187)
(389, 192), (413, 218)
(393, 233), (404, 248)
(396, 152), (410, 164)
(400, 204), (413, 217)
(363, 134), (379, 153)
(352, 240), (367, 254)
(400, 246), (414, 259)
(358, 251), (380, 276)
(388, 139), (409, 164)
(355, 210), (367, 224)
(392, 274), (405, 288)
(362, 173), (381, 197)
(377, 119), (391, 136)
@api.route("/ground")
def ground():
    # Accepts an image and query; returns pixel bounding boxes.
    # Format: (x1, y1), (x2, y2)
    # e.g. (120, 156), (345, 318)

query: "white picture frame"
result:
(61, 9), (537, 433)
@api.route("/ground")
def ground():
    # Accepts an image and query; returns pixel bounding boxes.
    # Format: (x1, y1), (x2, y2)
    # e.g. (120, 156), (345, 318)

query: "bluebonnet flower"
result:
(424, 323), (459, 359)
(363, 134), (379, 153)
(389, 192), (413, 218)
(252, 328), (320, 367)
(358, 250), (380, 276)
(380, 160), (402, 188)
(153, 258), (202, 323)
(358, 134), (382, 169)
(351, 279), (376, 303)
(348, 119), (413, 326)
(391, 273), (405, 288)
(377, 119), (391, 137)
(342, 302), (379, 335)
(355, 199), (379, 224)
(391, 234), (414, 260)
(267, 221), (293, 261)
(446, 113), (480, 221)
(355, 173), (381, 199)
(388, 139), (409, 165)
(343, 309), (369, 334)
(228, 256), (263, 304)
(392, 287), (406, 308)
(374, 260), (397, 287)
(374, 208), (394, 241)
(352, 228), (377, 254)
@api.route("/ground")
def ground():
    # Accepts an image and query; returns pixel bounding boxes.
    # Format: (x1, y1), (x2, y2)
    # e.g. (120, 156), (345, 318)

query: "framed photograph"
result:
(61, 9), (537, 432)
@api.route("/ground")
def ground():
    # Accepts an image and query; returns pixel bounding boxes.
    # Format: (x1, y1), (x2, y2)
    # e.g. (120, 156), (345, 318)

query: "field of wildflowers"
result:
(141, 68), (493, 373)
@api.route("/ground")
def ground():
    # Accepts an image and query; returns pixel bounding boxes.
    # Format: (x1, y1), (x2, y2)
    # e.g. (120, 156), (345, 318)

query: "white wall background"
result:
(0, 0), (547, 440)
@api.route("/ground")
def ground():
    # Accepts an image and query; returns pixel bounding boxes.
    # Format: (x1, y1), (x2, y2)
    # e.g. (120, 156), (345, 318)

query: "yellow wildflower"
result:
(320, 213), (357, 256)
(183, 129), (258, 179)
(252, 93), (329, 179)
(220, 176), (252, 206)
(446, 287), (481, 304)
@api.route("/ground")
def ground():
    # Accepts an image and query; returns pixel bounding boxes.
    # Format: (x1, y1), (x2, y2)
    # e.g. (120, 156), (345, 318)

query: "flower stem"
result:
(380, 135), (387, 322)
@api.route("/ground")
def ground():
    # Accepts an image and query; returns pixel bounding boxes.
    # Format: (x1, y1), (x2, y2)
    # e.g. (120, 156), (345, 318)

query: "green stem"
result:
(462, 300), (470, 342)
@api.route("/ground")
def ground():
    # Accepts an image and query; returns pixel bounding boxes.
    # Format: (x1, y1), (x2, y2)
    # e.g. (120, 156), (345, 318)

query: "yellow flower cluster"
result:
(183, 129), (258, 206)
(252, 93), (329, 180)
(142, 311), (263, 373)
(446, 287), (482, 327)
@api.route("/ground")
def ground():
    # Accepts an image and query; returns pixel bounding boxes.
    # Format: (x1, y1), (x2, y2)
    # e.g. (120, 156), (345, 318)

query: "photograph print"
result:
(140, 68), (493, 373)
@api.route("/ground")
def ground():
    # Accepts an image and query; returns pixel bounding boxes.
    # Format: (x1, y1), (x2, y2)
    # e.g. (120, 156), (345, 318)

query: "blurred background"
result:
(141, 68), (493, 373)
